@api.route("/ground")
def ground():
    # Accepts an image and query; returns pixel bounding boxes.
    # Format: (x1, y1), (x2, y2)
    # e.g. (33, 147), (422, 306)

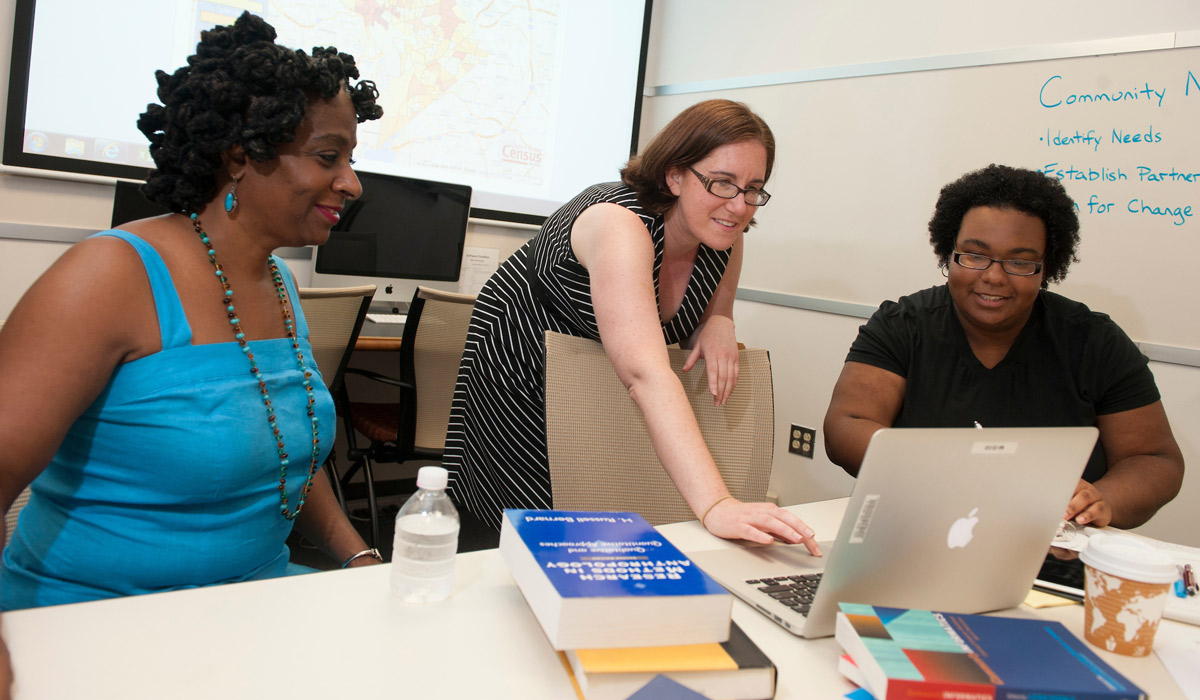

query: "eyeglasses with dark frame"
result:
(688, 167), (771, 206)
(952, 250), (1043, 276)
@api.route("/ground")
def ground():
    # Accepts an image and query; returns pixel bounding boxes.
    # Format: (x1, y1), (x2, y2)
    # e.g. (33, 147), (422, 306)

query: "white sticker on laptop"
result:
(970, 441), (1019, 455)
(849, 494), (880, 544)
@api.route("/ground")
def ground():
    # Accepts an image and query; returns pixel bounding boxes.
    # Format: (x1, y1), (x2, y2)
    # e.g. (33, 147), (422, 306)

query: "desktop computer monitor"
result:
(311, 171), (473, 305)
(109, 173), (473, 307)
(111, 180), (172, 227)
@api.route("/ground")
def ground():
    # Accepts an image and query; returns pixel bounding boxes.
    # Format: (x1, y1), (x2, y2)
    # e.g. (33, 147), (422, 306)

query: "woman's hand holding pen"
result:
(1065, 479), (1112, 527)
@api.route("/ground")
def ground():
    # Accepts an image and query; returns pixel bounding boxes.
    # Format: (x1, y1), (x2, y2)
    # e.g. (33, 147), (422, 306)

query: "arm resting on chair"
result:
(678, 242), (742, 406)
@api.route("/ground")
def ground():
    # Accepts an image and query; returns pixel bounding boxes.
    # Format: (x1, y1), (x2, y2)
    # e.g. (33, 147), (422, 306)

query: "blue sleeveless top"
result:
(0, 230), (336, 610)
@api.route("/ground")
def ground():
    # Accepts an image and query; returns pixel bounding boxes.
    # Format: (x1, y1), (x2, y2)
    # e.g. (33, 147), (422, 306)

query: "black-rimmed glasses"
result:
(688, 167), (771, 206)
(952, 251), (1043, 276)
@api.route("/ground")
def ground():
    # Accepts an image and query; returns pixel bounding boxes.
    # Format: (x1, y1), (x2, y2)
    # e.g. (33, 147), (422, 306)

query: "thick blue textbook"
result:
(835, 604), (1146, 700)
(500, 509), (731, 650)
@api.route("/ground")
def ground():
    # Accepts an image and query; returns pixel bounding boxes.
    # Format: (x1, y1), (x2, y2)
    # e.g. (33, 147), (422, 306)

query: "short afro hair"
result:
(928, 164), (1080, 288)
(137, 11), (383, 213)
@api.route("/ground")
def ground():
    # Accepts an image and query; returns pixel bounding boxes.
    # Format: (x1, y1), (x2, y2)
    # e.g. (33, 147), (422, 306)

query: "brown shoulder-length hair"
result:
(620, 99), (775, 216)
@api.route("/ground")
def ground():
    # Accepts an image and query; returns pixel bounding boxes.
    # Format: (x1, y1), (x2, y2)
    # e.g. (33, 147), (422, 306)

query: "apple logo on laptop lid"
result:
(947, 507), (979, 549)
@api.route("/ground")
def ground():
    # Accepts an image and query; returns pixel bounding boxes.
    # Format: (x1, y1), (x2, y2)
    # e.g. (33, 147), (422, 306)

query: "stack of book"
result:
(834, 603), (1147, 700)
(500, 509), (777, 700)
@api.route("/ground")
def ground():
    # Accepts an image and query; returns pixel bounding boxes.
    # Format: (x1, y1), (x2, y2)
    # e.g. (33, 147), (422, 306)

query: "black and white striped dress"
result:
(443, 182), (732, 529)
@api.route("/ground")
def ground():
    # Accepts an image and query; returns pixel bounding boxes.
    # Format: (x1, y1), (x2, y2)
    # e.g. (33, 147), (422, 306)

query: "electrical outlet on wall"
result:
(789, 424), (815, 459)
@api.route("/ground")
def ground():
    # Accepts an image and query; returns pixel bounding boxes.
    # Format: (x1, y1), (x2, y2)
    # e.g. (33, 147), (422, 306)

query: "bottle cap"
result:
(416, 466), (449, 491)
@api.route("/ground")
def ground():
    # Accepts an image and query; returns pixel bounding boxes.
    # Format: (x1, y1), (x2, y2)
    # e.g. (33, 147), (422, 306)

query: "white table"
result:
(2, 499), (1190, 699)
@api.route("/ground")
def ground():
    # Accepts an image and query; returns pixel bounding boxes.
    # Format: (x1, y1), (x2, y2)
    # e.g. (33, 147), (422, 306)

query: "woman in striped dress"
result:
(444, 100), (821, 550)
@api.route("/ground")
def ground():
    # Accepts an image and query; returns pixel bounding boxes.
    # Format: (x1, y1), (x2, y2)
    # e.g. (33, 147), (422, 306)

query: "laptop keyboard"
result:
(1037, 553), (1085, 591)
(747, 573), (823, 616)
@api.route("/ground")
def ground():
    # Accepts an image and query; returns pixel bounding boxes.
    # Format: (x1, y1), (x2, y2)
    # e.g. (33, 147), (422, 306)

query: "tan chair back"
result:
(408, 287), (476, 452)
(544, 331), (774, 526)
(298, 285), (376, 392)
(5, 488), (31, 547)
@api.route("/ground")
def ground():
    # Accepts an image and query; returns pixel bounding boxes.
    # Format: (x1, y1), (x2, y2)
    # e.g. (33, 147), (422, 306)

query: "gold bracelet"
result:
(700, 495), (735, 527)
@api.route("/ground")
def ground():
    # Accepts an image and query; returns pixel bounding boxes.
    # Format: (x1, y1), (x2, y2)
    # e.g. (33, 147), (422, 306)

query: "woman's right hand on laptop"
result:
(703, 499), (823, 556)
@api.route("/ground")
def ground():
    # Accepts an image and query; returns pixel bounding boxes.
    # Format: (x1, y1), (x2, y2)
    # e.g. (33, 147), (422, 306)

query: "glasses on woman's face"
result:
(952, 250), (1043, 276)
(688, 167), (771, 206)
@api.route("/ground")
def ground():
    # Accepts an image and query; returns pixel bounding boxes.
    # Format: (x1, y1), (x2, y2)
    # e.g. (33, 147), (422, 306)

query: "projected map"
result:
(17, 0), (645, 218)
(226, 0), (561, 192)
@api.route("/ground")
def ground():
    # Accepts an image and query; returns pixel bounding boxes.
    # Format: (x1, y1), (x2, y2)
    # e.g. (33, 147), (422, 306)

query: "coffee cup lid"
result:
(1079, 533), (1177, 584)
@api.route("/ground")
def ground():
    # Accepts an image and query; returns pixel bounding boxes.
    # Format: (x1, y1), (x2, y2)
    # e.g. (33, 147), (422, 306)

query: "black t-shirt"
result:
(846, 285), (1160, 482)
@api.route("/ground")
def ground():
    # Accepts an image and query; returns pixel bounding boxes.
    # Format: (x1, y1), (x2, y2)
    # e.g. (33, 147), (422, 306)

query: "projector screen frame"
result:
(2, 0), (654, 226)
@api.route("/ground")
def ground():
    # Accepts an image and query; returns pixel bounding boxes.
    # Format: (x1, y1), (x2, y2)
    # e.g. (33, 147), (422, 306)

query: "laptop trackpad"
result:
(691, 541), (834, 581)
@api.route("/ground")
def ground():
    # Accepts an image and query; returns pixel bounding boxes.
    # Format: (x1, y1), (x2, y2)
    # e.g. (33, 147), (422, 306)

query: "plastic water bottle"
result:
(390, 466), (460, 603)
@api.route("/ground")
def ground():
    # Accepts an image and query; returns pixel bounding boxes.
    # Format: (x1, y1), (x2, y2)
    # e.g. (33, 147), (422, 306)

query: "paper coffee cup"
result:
(1078, 533), (1177, 656)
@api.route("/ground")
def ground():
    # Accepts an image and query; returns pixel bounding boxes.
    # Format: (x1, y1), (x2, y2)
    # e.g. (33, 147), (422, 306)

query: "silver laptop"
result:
(689, 426), (1099, 638)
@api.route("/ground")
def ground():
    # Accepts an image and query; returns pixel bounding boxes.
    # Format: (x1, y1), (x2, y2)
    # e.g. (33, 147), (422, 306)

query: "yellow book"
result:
(573, 640), (736, 673)
(564, 622), (774, 700)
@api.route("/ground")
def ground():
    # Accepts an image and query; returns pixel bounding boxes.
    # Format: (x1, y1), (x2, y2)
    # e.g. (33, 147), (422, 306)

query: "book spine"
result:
(997, 686), (1146, 700)
(890, 679), (994, 700)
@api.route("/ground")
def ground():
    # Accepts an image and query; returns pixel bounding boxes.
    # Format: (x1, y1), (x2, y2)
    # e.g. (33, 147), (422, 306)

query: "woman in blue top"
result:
(0, 10), (383, 631)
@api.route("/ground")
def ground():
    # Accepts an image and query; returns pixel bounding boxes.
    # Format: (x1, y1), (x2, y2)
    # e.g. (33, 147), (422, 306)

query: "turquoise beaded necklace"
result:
(190, 213), (321, 520)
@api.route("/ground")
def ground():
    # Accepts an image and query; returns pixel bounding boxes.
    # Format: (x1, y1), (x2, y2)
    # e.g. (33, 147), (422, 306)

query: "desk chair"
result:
(297, 285), (376, 513)
(543, 331), (774, 526)
(4, 488), (30, 551)
(340, 287), (476, 547)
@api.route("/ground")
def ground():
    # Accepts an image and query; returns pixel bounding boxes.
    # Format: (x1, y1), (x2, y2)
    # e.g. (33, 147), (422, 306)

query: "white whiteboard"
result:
(652, 46), (1200, 351)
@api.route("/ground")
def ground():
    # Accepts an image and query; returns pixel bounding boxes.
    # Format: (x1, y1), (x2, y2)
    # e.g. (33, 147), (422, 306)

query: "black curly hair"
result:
(138, 12), (383, 213)
(928, 164), (1080, 288)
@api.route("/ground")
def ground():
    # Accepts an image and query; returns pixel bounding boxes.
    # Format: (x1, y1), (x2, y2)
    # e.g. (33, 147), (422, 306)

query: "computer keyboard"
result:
(365, 313), (407, 324)
(748, 572), (823, 617)
(1035, 554), (1086, 600)
(1039, 554), (1085, 587)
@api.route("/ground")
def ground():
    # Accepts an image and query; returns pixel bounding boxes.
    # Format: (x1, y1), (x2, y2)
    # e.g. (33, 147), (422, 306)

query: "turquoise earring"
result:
(224, 179), (239, 213)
